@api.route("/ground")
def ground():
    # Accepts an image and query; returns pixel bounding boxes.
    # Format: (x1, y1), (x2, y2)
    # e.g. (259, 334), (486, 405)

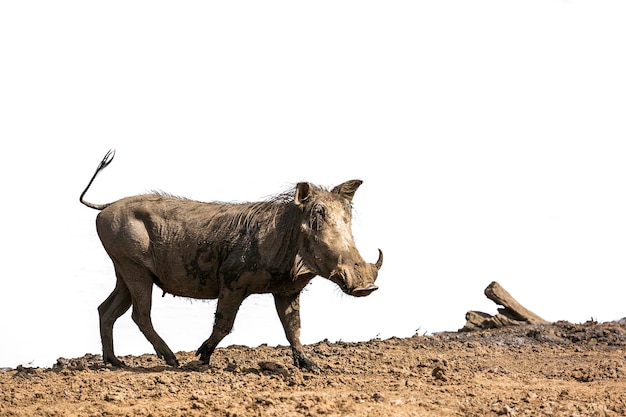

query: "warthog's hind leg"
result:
(274, 292), (321, 372)
(196, 289), (247, 365)
(98, 274), (132, 367)
(116, 262), (179, 367)
(128, 284), (179, 367)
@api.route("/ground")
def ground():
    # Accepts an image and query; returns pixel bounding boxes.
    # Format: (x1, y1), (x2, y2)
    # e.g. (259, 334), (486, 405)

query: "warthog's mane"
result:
(149, 183), (333, 233)
(226, 189), (297, 232)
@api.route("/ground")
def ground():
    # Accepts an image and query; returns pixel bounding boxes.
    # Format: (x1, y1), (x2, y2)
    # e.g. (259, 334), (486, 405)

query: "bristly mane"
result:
(152, 183), (334, 234)
(149, 190), (192, 200)
(225, 186), (301, 232)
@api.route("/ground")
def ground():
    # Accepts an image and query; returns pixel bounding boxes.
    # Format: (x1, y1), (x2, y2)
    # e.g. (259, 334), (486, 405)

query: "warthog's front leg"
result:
(196, 289), (248, 365)
(273, 292), (321, 372)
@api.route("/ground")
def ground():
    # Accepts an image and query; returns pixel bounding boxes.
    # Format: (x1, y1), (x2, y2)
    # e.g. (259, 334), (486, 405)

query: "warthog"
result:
(80, 150), (383, 371)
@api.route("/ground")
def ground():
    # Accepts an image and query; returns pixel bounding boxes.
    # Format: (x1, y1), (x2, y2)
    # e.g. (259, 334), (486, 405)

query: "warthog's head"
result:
(295, 180), (383, 297)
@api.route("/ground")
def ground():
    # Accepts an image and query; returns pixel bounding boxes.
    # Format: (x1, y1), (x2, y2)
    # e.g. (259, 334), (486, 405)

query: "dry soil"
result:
(2, 320), (626, 416)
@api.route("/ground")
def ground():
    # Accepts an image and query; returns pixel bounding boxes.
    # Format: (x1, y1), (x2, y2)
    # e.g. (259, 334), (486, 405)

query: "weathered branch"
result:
(461, 281), (550, 331)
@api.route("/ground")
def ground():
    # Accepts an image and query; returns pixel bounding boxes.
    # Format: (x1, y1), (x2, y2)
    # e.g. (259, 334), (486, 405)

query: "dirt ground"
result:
(2, 320), (625, 416)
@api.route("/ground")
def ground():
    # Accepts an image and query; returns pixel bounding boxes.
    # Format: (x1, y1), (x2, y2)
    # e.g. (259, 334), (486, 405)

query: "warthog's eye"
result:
(309, 203), (326, 231)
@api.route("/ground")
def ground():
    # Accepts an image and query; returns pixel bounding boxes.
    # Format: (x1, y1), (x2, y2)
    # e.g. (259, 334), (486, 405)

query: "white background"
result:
(1, 1), (626, 368)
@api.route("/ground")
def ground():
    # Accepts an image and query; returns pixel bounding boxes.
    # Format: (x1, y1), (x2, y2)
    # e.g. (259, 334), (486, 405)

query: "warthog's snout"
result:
(330, 249), (383, 297)
(349, 284), (379, 297)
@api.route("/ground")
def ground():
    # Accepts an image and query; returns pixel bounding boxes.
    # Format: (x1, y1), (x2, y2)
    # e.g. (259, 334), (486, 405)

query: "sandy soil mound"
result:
(2, 320), (626, 416)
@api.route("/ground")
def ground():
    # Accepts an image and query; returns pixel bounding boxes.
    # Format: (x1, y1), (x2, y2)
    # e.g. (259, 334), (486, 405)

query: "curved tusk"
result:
(374, 249), (383, 270)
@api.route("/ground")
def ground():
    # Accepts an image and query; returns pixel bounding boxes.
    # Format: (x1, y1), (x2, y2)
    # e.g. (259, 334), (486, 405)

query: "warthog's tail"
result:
(79, 149), (116, 210)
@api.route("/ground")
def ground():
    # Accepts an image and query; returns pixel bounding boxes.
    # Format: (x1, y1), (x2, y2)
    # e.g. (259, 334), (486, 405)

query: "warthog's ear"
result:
(294, 182), (311, 206)
(331, 180), (363, 202)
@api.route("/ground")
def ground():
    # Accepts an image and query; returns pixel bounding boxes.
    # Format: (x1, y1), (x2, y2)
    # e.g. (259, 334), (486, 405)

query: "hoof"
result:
(293, 351), (321, 373)
(196, 343), (214, 365)
(165, 356), (180, 368)
(104, 356), (128, 368)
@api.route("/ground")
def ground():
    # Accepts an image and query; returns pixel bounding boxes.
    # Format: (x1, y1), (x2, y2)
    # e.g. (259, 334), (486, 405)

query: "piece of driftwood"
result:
(461, 281), (550, 331)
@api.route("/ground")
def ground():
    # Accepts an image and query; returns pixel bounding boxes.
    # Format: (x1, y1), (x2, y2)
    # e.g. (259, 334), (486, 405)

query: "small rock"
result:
(258, 361), (290, 378)
(372, 393), (385, 402)
(432, 366), (447, 382)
